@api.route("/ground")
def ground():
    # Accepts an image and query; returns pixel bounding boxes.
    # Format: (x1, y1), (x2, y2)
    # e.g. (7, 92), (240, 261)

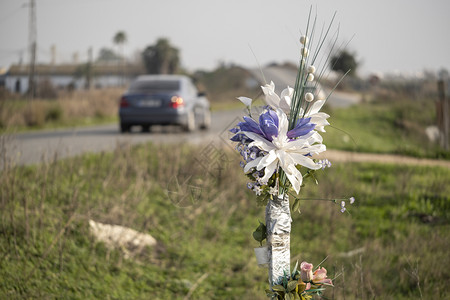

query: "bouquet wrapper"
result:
(265, 194), (292, 286)
(254, 246), (269, 266)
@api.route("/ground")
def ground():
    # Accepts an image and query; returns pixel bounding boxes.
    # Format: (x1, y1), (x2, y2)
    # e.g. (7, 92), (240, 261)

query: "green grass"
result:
(321, 97), (449, 159)
(1, 142), (449, 299)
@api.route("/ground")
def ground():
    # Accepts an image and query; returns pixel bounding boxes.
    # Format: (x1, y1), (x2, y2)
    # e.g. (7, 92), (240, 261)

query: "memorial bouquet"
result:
(229, 10), (355, 299)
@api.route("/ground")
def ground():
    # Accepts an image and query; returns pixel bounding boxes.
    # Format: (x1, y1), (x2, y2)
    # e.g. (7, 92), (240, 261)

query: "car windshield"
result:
(129, 80), (180, 93)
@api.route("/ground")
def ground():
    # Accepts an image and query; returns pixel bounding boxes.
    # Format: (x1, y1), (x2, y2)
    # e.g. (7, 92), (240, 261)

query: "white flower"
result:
(242, 109), (325, 194)
(300, 99), (330, 132)
(237, 96), (252, 107)
(349, 197), (355, 204)
(253, 185), (262, 196)
(269, 186), (278, 196)
(300, 35), (309, 45)
(307, 65), (316, 74)
(261, 81), (293, 114)
(305, 92), (314, 102)
(307, 73), (314, 82)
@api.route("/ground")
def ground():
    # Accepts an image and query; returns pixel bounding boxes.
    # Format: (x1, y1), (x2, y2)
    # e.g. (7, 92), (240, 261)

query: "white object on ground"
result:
(89, 219), (157, 259)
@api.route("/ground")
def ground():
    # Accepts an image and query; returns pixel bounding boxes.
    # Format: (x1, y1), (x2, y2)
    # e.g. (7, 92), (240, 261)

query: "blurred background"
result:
(0, 0), (449, 299)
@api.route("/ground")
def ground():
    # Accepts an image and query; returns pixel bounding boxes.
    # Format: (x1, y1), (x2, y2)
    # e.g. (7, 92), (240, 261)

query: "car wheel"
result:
(200, 108), (211, 130)
(183, 111), (196, 132)
(120, 123), (130, 133)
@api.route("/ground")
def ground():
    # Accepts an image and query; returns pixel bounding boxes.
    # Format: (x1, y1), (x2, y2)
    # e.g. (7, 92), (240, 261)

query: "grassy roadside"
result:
(0, 88), (123, 134)
(321, 97), (449, 159)
(1, 142), (448, 299)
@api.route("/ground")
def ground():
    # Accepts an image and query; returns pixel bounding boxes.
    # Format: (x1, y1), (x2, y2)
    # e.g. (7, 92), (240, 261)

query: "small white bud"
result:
(300, 35), (309, 45)
(305, 92), (314, 102)
(301, 47), (309, 57)
(307, 73), (314, 82)
(307, 65), (316, 74)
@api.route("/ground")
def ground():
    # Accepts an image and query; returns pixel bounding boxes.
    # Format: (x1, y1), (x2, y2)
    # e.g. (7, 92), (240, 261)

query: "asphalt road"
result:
(250, 66), (361, 108)
(2, 67), (362, 168)
(2, 109), (244, 167)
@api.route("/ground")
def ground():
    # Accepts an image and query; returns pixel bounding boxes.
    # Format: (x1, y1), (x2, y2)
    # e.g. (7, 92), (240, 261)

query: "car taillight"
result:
(170, 96), (184, 108)
(120, 96), (129, 108)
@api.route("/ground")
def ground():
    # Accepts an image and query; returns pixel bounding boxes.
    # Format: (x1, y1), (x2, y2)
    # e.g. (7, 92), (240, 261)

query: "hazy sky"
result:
(1, 0), (449, 75)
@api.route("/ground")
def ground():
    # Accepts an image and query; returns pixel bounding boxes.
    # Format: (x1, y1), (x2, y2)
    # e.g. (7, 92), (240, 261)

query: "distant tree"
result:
(113, 31), (127, 85)
(96, 48), (121, 62)
(113, 31), (127, 55)
(142, 38), (180, 74)
(330, 50), (358, 76)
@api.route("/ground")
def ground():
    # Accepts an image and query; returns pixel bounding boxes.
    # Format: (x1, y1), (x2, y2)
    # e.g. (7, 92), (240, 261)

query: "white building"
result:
(3, 63), (145, 94)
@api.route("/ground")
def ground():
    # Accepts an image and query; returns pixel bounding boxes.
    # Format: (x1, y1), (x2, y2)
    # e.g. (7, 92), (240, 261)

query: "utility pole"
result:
(437, 79), (449, 150)
(28, 0), (37, 100)
(85, 47), (92, 90)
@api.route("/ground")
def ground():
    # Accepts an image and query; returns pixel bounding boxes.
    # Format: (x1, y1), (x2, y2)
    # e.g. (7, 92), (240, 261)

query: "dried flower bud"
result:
(300, 35), (309, 45)
(301, 47), (309, 57)
(300, 261), (314, 282)
(307, 73), (314, 82)
(305, 92), (314, 102)
(307, 65), (316, 74)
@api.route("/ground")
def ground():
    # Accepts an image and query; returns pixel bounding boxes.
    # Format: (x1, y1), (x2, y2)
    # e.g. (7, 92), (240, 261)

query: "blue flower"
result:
(234, 109), (315, 143)
(287, 117), (316, 140)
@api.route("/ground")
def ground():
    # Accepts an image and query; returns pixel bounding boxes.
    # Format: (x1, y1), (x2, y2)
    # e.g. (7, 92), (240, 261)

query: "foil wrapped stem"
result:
(265, 193), (292, 286)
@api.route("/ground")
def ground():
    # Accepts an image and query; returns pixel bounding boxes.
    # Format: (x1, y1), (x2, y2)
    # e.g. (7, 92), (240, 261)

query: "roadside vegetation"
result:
(1, 141), (448, 299)
(322, 96), (449, 159)
(0, 88), (122, 133)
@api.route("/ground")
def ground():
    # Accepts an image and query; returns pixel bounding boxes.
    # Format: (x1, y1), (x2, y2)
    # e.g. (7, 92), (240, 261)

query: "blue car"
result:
(119, 75), (211, 132)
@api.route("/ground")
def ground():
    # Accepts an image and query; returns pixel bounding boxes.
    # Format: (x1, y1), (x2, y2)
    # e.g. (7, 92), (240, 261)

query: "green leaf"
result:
(272, 285), (286, 292)
(310, 172), (319, 185)
(252, 221), (267, 244)
(265, 289), (277, 297)
(292, 260), (299, 275)
(287, 280), (298, 292)
(292, 198), (301, 213)
(256, 193), (270, 206)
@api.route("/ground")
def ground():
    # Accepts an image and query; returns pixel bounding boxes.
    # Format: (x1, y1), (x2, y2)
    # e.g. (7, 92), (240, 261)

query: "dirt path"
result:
(316, 149), (450, 168)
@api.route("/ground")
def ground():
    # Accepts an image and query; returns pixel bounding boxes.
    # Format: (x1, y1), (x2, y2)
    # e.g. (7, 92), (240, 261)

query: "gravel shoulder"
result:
(317, 149), (450, 168)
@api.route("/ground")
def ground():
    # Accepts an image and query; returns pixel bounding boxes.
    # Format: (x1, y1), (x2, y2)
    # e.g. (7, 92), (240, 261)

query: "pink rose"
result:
(300, 261), (314, 282)
(313, 267), (333, 286)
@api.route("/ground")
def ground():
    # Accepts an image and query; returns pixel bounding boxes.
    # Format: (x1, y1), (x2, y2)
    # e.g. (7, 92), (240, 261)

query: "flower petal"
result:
(284, 164), (303, 194)
(243, 156), (263, 173)
(275, 108), (289, 139)
(244, 131), (275, 152)
(289, 153), (321, 170)
(308, 99), (326, 115)
(257, 150), (278, 171)
(259, 112), (278, 141)
(262, 81), (281, 109)
(237, 96), (252, 107)
(239, 116), (262, 135)
(287, 117), (316, 139)
(260, 158), (278, 183)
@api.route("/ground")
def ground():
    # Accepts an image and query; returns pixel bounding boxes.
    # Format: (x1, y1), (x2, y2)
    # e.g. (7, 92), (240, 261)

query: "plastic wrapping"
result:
(265, 194), (292, 286)
(254, 246), (269, 266)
